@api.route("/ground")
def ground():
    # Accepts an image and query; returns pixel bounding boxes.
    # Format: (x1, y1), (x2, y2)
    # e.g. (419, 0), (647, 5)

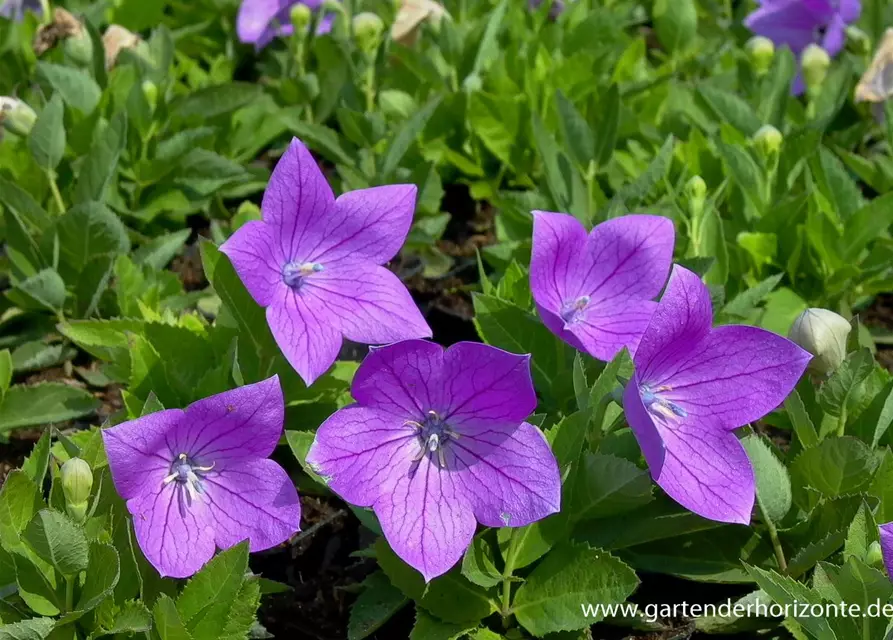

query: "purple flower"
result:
(220, 138), (431, 385)
(237, 0), (336, 49)
(529, 0), (565, 19)
(530, 212), (675, 362)
(102, 377), (301, 578)
(306, 340), (561, 581)
(881, 523), (893, 577)
(745, 0), (861, 93)
(623, 266), (811, 524)
(0, 0), (42, 21)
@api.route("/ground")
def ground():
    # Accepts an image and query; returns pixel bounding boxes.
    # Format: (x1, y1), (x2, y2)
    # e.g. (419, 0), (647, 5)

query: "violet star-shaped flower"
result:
(623, 266), (811, 524)
(745, 0), (861, 94)
(237, 0), (336, 49)
(102, 376), (301, 578)
(306, 340), (561, 581)
(880, 523), (893, 579)
(220, 137), (431, 385)
(530, 211), (675, 362)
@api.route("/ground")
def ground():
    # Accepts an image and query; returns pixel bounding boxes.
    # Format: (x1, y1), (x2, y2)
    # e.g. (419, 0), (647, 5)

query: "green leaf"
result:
(746, 565), (836, 640)
(36, 63), (101, 114)
(721, 273), (783, 319)
(177, 542), (249, 639)
(742, 435), (792, 524)
(532, 112), (588, 223)
(74, 543), (120, 614)
(54, 202), (130, 274)
(852, 379), (893, 448)
(380, 95), (442, 180)
(219, 577), (261, 640)
(278, 114), (356, 167)
(468, 92), (520, 166)
(511, 543), (639, 636)
(652, 0), (697, 54)
(73, 112), (127, 205)
(785, 389), (819, 448)
(758, 48), (796, 127)
(28, 94), (65, 171)
(602, 137), (674, 219)
(12, 341), (77, 374)
(132, 229), (191, 270)
(844, 501), (878, 564)
(593, 86), (620, 168)
(555, 91), (594, 169)
(7, 268), (67, 312)
(571, 452), (653, 521)
(697, 85), (761, 136)
(818, 348), (874, 418)
(0, 349), (11, 398)
(171, 83), (264, 120)
(0, 618), (56, 640)
(21, 429), (51, 486)
(154, 595), (194, 640)
(347, 571), (407, 640)
(461, 536), (502, 589)
(0, 383), (99, 432)
(101, 600), (153, 634)
(792, 436), (880, 498)
(471, 0), (508, 76)
(13, 552), (59, 616)
(409, 610), (475, 640)
(24, 510), (89, 576)
(0, 176), (51, 232)
(0, 470), (45, 554)
(716, 142), (764, 211)
(374, 538), (495, 624)
(842, 192), (893, 261)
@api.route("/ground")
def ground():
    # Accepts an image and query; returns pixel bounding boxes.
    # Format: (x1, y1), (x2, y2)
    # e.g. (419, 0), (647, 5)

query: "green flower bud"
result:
(867, 541), (884, 568)
(685, 175), (707, 205)
(845, 25), (871, 57)
(141, 80), (158, 112)
(61, 457), (93, 523)
(352, 12), (384, 55)
(0, 97), (37, 137)
(462, 72), (482, 93)
(746, 36), (775, 76)
(801, 44), (831, 95)
(752, 124), (783, 157)
(788, 308), (851, 375)
(290, 3), (312, 34)
(64, 31), (94, 67)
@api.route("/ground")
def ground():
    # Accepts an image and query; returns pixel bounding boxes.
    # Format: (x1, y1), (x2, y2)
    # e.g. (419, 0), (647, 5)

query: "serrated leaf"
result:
(409, 610), (475, 640)
(220, 577), (261, 640)
(102, 600), (153, 634)
(571, 452), (653, 521)
(555, 90), (594, 169)
(36, 63), (101, 114)
(73, 112), (127, 205)
(818, 348), (874, 418)
(0, 383), (98, 432)
(380, 96), (442, 180)
(154, 595), (194, 640)
(24, 510), (89, 576)
(0, 471), (45, 553)
(461, 536), (502, 589)
(347, 571), (407, 640)
(133, 229), (191, 270)
(792, 436), (880, 498)
(28, 94), (65, 170)
(74, 543), (120, 614)
(746, 565), (835, 640)
(0, 618), (56, 640)
(743, 435), (792, 524)
(21, 429), (51, 486)
(177, 542), (249, 639)
(722, 273), (783, 319)
(7, 268), (66, 312)
(511, 543), (639, 635)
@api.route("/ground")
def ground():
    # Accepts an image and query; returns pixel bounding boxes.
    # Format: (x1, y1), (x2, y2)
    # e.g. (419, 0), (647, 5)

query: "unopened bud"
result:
(141, 80), (158, 111)
(102, 24), (143, 70)
(752, 124), (783, 157)
(867, 541), (885, 569)
(685, 175), (707, 204)
(801, 44), (831, 95)
(789, 308), (851, 375)
(746, 36), (775, 76)
(845, 25), (871, 57)
(352, 12), (384, 55)
(0, 97), (37, 137)
(61, 457), (93, 522)
(290, 3), (312, 34)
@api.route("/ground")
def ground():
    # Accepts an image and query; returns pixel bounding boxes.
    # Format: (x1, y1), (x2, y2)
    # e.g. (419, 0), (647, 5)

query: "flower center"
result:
(282, 261), (324, 289)
(639, 383), (687, 421)
(560, 295), (590, 324)
(163, 453), (215, 508)
(406, 410), (461, 468)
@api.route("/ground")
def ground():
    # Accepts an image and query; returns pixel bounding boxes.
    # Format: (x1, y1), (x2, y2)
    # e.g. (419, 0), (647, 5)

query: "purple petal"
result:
(451, 421), (560, 528)
(820, 13), (847, 57)
(633, 266), (714, 381)
(261, 138), (336, 264)
(352, 340), (446, 418)
(744, 0), (823, 53)
(173, 376), (285, 467)
(203, 458), (301, 552)
(103, 410), (183, 501)
(838, 0), (861, 22)
(566, 299), (658, 361)
(306, 262), (431, 344)
(237, 0), (283, 46)
(128, 482), (216, 578)
(307, 405), (416, 506)
(441, 342), (536, 431)
(267, 288), (343, 385)
(312, 184), (418, 265)
(220, 220), (285, 307)
(375, 455), (477, 582)
(650, 325), (811, 431)
(530, 211), (590, 313)
(316, 11), (335, 34)
(881, 523), (893, 578)
(624, 376), (755, 524)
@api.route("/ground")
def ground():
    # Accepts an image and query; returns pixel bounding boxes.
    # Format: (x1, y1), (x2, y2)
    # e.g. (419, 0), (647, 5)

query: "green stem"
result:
(759, 495), (788, 574)
(364, 62), (376, 113)
(500, 529), (520, 624)
(65, 576), (75, 612)
(836, 406), (848, 437)
(48, 172), (65, 214)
